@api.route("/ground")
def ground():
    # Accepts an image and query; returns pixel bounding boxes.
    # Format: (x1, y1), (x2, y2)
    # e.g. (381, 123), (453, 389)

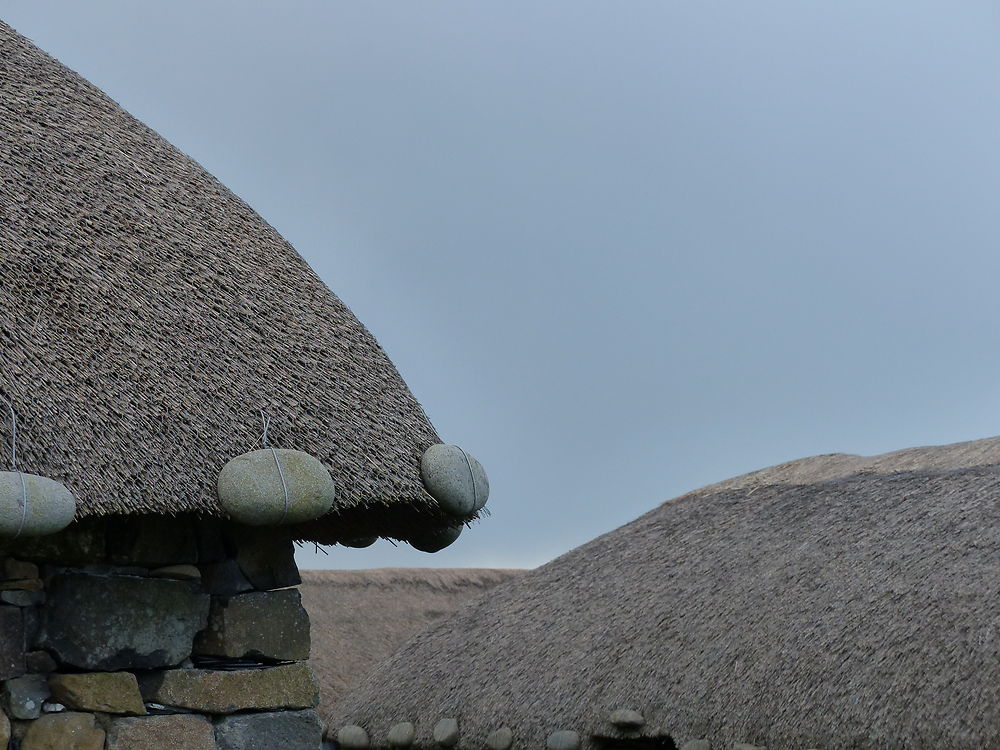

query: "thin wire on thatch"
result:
(0, 22), (459, 543)
(332, 436), (1000, 749)
(300, 568), (524, 719)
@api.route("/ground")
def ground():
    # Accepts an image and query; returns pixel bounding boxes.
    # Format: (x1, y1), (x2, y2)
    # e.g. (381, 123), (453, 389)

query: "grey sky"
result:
(4, 2), (1000, 570)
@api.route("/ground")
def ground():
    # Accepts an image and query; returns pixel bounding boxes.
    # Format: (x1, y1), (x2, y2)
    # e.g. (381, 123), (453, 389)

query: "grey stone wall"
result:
(0, 517), (323, 749)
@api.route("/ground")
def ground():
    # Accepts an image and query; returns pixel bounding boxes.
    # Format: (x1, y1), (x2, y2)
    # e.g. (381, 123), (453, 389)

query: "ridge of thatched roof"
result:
(300, 568), (524, 720)
(331, 436), (1000, 749)
(0, 22), (462, 543)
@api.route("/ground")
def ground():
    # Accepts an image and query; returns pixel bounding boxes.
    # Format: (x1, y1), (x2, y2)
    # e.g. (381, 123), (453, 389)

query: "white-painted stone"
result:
(217, 449), (335, 525)
(486, 727), (514, 750)
(420, 444), (489, 515)
(387, 722), (416, 748)
(336, 725), (370, 749)
(433, 718), (460, 747)
(0, 472), (75, 537)
(409, 525), (462, 553)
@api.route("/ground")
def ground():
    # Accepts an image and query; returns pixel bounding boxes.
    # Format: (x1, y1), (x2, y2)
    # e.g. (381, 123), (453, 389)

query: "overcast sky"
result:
(4, 2), (1000, 570)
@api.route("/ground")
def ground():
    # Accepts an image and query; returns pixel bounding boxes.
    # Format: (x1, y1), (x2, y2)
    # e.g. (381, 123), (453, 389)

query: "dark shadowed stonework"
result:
(215, 709), (324, 750)
(39, 572), (210, 670)
(194, 589), (310, 662)
(0, 606), (23, 680)
(0, 517), (325, 745)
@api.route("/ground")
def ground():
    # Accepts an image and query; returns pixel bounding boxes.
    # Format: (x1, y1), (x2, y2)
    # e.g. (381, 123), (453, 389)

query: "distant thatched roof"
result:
(300, 568), (523, 721)
(0, 22), (459, 543)
(332, 436), (1000, 749)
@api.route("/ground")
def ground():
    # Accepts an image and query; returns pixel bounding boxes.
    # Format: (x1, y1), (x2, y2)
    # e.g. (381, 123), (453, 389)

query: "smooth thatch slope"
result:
(0, 22), (450, 543)
(333, 436), (1000, 749)
(300, 568), (524, 720)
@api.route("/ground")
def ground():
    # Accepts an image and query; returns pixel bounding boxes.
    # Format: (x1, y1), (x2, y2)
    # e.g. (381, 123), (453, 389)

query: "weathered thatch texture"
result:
(709, 434), (1000, 493)
(0, 22), (452, 543)
(333, 437), (1000, 749)
(300, 568), (523, 720)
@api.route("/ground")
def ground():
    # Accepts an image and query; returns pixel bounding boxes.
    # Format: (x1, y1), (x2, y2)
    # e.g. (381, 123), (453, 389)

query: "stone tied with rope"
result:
(217, 412), (337, 526)
(0, 395), (75, 538)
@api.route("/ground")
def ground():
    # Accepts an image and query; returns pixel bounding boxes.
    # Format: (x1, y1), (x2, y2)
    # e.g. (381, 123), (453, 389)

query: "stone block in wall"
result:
(0, 605), (24, 679)
(215, 709), (323, 750)
(0, 589), (44, 607)
(139, 663), (318, 714)
(39, 571), (209, 670)
(24, 651), (56, 674)
(49, 672), (146, 714)
(229, 526), (301, 590)
(3, 520), (107, 564)
(193, 589), (310, 661)
(4, 673), (49, 719)
(0, 708), (8, 749)
(0, 578), (42, 591)
(20, 711), (105, 750)
(0, 559), (38, 580)
(107, 516), (199, 567)
(22, 605), (40, 651)
(198, 559), (254, 596)
(106, 714), (216, 750)
(149, 564), (201, 581)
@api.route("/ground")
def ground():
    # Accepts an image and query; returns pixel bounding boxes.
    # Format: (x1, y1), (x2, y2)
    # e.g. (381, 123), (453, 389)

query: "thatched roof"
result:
(300, 568), (524, 720)
(332, 436), (1000, 749)
(0, 22), (460, 543)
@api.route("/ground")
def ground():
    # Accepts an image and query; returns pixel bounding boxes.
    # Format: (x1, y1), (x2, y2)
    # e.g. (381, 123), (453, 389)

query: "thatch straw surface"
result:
(0, 22), (452, 542)
(301, 568), (523, 719)
(333, 437), (1000, 749)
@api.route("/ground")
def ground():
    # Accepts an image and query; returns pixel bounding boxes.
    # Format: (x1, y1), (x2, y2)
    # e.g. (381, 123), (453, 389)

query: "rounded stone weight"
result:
(420, 444), (489, 516)
(0, 472), (76, 537)
(409, 525), (462, 553)
(217, 449), (335, 525)
(609, 709), (645, 730)
(486, 727), (514, 750)
(342, 535), (378, 549)
(337, 725), (370, 749)
(388, 722), (416, 748)
(433, 718), (459, 747)
(547, 730), (581, 750)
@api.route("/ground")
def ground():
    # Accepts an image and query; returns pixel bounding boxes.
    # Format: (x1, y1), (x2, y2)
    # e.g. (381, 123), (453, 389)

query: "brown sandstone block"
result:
(139, 663), (318, 714)
(21, 711), (105, 750)
(49, 671), (146, 714)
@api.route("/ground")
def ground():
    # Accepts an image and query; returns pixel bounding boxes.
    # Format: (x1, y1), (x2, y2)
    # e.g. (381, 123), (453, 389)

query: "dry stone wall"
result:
(0, 516), (323, 750)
